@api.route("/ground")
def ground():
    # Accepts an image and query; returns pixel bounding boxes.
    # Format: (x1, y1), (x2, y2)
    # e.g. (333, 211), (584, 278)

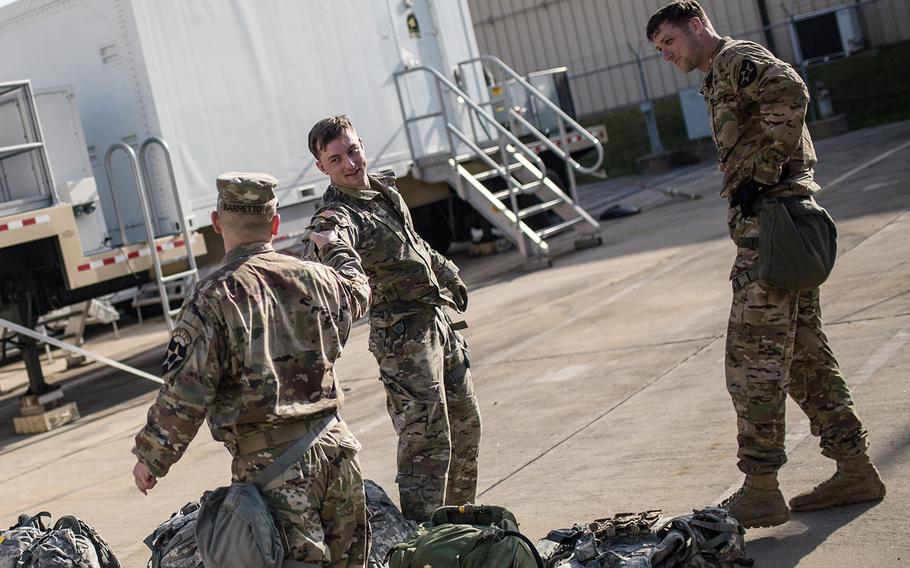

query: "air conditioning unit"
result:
(791, 5), (864, 63)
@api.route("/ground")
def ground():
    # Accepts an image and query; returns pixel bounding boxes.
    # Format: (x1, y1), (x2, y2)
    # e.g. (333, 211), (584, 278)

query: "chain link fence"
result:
(469, 0), (910, 118)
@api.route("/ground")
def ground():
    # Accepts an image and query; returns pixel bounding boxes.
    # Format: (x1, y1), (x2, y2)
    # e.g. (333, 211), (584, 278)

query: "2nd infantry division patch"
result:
(161, 327), (193, 375)
(738, 59), (758, 87)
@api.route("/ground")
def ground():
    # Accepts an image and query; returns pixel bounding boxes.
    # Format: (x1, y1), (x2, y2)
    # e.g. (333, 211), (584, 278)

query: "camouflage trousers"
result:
(369, 307), (482, 522)
(725, 208), (868, 476)
(233, 419), (368, 567)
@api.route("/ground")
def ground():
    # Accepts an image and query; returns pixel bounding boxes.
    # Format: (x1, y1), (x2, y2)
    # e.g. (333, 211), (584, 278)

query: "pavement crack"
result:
(830, 311), (910, 327)
(471, 335), (718, 368)
(477, 333), (723, 498)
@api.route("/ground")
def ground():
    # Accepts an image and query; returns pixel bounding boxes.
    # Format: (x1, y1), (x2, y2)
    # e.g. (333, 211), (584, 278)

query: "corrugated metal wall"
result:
(467, 0), (910, 117)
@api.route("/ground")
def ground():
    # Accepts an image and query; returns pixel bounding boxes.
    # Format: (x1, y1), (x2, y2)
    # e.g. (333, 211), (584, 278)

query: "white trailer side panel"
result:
(1, 0), (165, 244)
(1, 0), (481, 244)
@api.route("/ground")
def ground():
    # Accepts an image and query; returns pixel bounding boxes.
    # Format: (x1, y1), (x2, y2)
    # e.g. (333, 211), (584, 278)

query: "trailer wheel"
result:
(411, 202), (453, 255)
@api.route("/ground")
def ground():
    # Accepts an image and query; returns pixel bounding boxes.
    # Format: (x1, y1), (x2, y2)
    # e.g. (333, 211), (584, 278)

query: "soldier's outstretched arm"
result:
(289, 207), (360, 263)
(722, 49), (809, 185)
(132, 302), (223, 480)
(303, 209), (370, 319)
(315, 235), (371, 321)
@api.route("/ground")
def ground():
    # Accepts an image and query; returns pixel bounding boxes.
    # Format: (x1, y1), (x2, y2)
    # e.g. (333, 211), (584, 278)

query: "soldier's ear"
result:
(316, 160), (328, 175)
(690, 16), (704, 34)
(211, 211), (223, 235)
(270, 213), (281, 236)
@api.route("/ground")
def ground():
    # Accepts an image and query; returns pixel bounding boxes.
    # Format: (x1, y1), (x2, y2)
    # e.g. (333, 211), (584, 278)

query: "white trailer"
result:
(0, 0), (482, 244)
(1, 0), (605, 416)
(1, 0), (604, 256)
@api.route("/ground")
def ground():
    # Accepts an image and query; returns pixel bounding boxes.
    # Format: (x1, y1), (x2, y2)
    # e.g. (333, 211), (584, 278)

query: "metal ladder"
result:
(103, 137), (199, 331)
(394, 57), (604, 262)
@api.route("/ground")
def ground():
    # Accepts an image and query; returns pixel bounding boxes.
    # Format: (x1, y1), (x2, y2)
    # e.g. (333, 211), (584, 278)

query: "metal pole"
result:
(104, 145), (131, 246)
(23, 81), (59, 205)
(393, 74), (419, 164)
(556, 117), (579, 203)
(0, 316), (164, 384)
(630, 43), (664, 154)
(781, 6), (818, 121)
(17, 295), (48, 395)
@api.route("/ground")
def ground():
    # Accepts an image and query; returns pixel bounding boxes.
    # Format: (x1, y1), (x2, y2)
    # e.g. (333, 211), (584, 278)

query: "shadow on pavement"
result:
(0, 347), (163, 452)
(747, 502), (879, 567)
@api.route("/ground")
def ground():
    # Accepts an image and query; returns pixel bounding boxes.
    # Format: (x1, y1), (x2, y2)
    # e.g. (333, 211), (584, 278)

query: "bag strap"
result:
(252, 414), (339, 490)
(14, 512), (51, 531)
(501, 530), (546, 568)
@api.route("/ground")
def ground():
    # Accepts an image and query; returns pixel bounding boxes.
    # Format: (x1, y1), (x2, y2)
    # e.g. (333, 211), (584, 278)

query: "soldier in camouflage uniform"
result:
(132, 172), (371, 566)
(646, 1), (885, 528)
(293, 115), (482, 522)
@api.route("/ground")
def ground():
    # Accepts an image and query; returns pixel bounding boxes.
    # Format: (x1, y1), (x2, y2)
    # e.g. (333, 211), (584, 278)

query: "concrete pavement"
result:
(1, 120), (908, 566)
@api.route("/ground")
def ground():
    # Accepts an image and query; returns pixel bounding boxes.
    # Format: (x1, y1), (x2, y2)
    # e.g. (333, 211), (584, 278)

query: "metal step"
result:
(536, 216), (585, 240)
(492, 180), (543, 200)
(473, 162), (523, 182)
(160, 269), (199, 284)
(518, 198), (563, 219)
(453, 162), (549, 258)
(454, 144), (501, 163)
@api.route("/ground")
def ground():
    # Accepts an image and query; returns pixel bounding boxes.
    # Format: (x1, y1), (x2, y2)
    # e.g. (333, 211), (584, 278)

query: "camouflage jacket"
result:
(298, 173), (459, 327)
(701, 37), (821, 198)
(133, 240), (370, 478)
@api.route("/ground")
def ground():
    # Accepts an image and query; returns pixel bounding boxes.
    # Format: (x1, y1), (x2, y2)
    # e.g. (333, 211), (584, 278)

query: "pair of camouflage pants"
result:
(725, 206), (868, 475)
(233, 420), (368, 566)
(369, 307), (482, 522)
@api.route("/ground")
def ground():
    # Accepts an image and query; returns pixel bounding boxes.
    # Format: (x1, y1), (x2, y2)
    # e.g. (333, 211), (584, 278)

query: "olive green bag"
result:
(736, 196), (837, 291)
(386, 505), (544, 568)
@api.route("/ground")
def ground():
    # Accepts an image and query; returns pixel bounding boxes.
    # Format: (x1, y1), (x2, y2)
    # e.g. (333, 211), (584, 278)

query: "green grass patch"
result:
(582, 96), (693, 177)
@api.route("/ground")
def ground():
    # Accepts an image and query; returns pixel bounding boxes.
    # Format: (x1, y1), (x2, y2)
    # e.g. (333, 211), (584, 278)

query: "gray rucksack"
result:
(144, 502), (203, 568)
(0, 513), (49, 568)
(1, 513), (120, 568)
(536, 507), (752, 568)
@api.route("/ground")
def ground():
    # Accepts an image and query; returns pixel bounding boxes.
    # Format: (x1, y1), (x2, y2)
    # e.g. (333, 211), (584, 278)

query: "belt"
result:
(731, 267), (761, 292)
(236, 414), (337, 456)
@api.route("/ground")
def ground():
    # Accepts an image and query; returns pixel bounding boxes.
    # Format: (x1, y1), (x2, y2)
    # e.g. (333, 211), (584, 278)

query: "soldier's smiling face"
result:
(316, 128), (370, 190)
(652, 20), (704, 74)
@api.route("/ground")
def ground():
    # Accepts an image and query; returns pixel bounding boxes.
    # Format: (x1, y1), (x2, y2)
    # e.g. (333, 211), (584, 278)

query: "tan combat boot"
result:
(789, 455), (886, 512)
(720, 473), (790, 528)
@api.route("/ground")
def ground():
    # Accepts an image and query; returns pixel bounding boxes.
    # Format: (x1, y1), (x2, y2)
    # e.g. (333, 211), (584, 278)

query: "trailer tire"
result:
(411, 202), (453, 255)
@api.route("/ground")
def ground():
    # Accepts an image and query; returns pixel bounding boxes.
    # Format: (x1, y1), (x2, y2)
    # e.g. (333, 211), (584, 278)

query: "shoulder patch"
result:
(161, 325), (195, 376)
(310, 209), (350, 230)
(738, 59), (758, 88)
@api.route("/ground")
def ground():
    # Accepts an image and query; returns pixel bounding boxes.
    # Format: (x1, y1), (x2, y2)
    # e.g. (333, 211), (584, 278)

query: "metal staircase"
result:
(103, 137), (199, 331)
(394, 56), (604, 263)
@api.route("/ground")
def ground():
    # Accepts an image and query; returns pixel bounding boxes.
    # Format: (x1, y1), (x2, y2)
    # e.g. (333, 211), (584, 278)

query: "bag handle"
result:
(252, 414), (339, 490)
(14, 511), (51, 531)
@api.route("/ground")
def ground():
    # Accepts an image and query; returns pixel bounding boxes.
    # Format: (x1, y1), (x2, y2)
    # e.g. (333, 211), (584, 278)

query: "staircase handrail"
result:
(461, 55), (605, 174)
(139, 137), (200, 282)
(394, 65), (547, 176)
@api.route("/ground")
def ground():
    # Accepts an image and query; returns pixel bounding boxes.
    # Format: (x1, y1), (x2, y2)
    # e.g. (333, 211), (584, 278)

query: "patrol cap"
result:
(216, 171), (278, 215)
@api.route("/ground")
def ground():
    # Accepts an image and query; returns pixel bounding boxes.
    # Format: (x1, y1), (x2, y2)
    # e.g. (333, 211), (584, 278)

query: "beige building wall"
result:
(467, 0), (910, 117)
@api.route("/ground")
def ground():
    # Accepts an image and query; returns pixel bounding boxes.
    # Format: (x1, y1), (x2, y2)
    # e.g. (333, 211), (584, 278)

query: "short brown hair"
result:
(217, 208), (276, 240)
(646, 1), (709, 41)
(308, 115), (356, 160)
